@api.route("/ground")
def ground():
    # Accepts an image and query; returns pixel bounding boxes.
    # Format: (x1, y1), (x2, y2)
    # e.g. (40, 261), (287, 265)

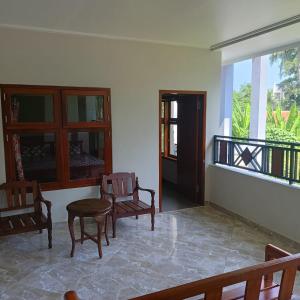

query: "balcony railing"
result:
(213, 135), (300, 184)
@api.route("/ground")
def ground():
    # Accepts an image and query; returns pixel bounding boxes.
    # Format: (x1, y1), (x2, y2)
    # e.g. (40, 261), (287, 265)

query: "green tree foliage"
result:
(232, 48), (300, 142)
(266, 103), (300, 142)
(232, 85), (300, 142)
(232, 84), (251, 138)
(270, 48), (300, 109)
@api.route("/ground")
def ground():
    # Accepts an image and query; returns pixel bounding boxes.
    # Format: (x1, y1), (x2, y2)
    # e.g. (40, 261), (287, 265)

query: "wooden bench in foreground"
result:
(64, 244), (300, 300)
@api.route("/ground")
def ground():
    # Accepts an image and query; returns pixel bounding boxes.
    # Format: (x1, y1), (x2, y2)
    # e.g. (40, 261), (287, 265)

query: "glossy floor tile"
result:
(1, 205), (300, 299)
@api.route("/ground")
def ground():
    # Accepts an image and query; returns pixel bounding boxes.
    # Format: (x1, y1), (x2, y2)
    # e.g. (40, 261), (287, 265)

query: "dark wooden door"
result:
(177, 94), (205, 204)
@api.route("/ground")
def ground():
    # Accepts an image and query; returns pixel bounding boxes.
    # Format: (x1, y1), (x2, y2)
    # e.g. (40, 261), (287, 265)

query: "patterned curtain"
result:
(11, 99), (24, 180)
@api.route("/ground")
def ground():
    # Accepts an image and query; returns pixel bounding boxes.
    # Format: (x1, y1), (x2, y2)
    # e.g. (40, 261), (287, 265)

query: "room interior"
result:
(0, 1), (300, 299)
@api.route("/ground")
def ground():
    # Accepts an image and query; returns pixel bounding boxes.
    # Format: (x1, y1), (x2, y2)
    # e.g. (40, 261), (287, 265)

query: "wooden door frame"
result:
(159, 90), (207, 212)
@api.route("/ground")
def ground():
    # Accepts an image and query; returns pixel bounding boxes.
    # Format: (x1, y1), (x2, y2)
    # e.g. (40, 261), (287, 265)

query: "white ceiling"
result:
(0, 0), (299, 62)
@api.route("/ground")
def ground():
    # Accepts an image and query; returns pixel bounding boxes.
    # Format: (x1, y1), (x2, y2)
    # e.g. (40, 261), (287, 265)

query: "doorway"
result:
(159, 90), (206, 212)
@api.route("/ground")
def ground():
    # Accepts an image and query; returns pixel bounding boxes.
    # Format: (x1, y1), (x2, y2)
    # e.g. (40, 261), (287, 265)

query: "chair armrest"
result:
(265, 244), (291, 261)
(136, 186), (155, 196)
(101, 191), (117, 202)
(264, 244), (298, 282)
(39, 198), (52, 211)
(34, 188), (52, 225)
(35, 191), (52, 211)
(135, 179), (155, 208)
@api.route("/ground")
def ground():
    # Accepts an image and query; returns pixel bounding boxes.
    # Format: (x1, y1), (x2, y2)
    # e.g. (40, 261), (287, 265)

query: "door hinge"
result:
(3, 93), (6, 101)
(107, 96), (110, 103)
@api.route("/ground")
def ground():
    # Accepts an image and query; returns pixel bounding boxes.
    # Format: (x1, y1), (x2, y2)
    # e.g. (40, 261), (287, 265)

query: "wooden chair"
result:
(0, 180), (52, 248)
(64, 244), (300, 300)
(101, 172), (155, 238)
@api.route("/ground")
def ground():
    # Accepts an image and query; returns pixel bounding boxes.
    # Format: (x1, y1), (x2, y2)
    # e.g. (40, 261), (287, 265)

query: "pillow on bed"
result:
(21, 145), (47, 161)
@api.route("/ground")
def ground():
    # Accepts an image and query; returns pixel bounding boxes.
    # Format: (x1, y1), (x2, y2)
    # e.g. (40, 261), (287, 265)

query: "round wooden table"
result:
(66, 198), (111, 258)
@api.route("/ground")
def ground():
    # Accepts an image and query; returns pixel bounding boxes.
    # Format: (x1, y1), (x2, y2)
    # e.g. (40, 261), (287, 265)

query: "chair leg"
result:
(68, 214), (75, 257)
(112, 216), (116, 238)
(79, 217), (84, 244)
(136, 215), (138, 219)
(48, 225), (52, 249)
(104, 214), (110, 246)
(151, 211), (155, 231)
(97, 222), (103, 259)
(39, 229), (43, 234)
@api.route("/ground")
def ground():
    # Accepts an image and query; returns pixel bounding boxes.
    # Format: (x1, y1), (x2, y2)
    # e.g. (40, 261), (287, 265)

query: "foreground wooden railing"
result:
(65, 244), (300, 300)
(64, 291), (79, 300)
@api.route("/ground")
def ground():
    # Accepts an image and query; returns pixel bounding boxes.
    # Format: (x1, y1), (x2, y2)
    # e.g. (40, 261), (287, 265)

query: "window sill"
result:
(162, 156), (177, 162)
(40, 181), (100, 191)
(212, 163), (300, 191)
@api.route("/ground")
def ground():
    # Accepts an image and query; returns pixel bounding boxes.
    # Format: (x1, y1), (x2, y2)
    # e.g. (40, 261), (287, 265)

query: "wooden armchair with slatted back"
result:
(0, 180), (52, 248)
(101, 172), (155, 238)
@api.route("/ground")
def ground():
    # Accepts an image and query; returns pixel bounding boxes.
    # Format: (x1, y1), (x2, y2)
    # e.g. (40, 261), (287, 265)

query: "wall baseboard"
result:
(210, 202), (300, 249)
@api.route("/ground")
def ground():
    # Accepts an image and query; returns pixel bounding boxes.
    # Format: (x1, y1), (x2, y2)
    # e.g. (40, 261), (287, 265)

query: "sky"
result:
(233, 55), (282, 91)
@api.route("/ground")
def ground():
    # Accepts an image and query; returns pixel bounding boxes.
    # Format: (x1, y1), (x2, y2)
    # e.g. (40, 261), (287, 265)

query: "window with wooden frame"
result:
(161, 100), (178, 159)
(1, 85), (112, 190)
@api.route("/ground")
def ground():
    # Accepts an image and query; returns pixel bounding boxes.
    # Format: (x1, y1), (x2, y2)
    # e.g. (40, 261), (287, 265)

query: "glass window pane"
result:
(66, 95), (104, 122)
(11, 94), (53, 123)
(17, 133), (57, 182)
(69, 130), (105, 180)
(169, 124), (177, 156)
(232, 59), (252, 138)
(170, 101), (178, 118)
(161, 102), (165, 118)
(161, 124), (164, 153)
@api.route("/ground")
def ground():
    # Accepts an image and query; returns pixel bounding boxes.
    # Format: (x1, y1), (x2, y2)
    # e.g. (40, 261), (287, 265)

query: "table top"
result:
(66, 198), (111, 217)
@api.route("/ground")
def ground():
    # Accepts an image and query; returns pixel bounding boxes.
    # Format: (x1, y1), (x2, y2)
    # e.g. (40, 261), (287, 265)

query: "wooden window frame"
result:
(161, 100), (177, 160)
(1, 84), (112, 191)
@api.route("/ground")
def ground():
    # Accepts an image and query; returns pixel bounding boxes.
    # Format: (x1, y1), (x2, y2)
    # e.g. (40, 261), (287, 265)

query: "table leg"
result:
(97, 222), (103, 258)
(68, 213), (76, 257)
(104, 214), (110, 246)
(80, 217), (84, 244)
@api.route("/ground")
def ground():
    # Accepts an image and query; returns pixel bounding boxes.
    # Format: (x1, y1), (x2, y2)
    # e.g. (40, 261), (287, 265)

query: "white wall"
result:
(0, 27), (222, 222)
(209, 165), (300, 243)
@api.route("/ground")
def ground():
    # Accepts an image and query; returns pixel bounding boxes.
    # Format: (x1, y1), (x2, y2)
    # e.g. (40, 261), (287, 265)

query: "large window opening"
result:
(219, 46), (300, 185)
(232, 59), (252, 138)
(229, 46), (300, 142)
(1, 85), (112, 190)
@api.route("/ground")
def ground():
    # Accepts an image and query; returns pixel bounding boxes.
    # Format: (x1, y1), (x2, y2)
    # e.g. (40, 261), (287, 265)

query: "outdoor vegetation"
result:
(232, 47), (300, 143)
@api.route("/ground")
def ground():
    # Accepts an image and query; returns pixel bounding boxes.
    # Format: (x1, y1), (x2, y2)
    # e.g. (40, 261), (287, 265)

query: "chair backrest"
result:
(102, 172), (137, 199)
(0, 180), (40, 212)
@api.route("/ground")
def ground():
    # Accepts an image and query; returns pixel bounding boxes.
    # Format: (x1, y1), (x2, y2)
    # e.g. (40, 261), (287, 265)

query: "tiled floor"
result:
(1, 205), (300, 300)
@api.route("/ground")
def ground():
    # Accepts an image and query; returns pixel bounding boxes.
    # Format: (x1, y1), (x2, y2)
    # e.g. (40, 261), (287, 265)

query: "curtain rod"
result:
(210, 14), (300, 51)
